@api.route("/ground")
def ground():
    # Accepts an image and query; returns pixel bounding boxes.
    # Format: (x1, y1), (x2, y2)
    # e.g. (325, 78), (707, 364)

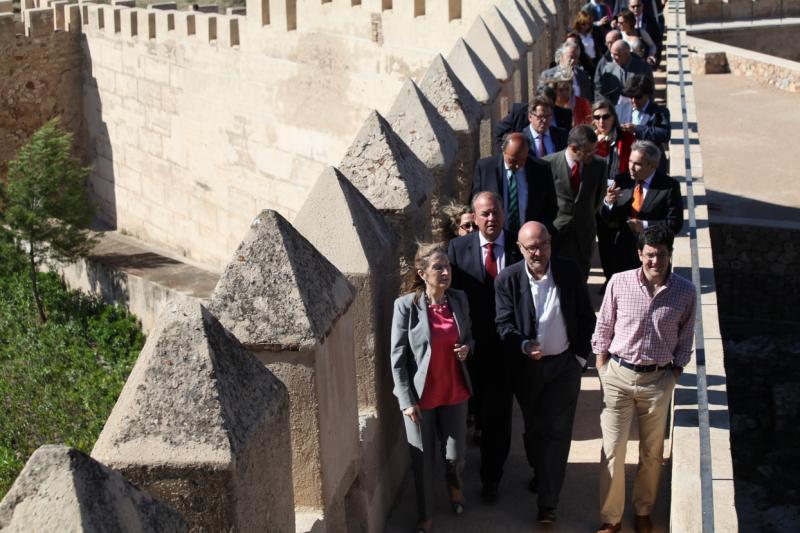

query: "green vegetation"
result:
(3, 118), (96, 323)
(0, 241), (144, 499)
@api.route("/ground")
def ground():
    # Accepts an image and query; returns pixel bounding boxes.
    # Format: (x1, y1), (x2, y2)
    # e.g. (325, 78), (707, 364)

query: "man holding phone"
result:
(600, 140), (682, 275)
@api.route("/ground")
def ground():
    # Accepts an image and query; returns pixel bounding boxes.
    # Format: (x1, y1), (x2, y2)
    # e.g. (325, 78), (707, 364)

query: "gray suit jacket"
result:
(544, 150), (607, 275)
(390, 288), (475, 410)
(594, 53), (653, 102)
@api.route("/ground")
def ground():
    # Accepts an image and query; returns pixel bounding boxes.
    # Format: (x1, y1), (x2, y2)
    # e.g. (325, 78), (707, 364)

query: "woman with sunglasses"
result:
(591, 98), (634, 286)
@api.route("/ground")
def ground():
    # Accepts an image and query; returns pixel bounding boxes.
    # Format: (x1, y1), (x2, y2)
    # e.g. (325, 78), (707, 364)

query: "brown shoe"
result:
(596, 523), (621, 533)
(634, 515), (653, 533)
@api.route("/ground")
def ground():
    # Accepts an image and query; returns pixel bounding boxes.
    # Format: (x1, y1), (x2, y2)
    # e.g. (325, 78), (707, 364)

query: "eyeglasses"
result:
(530, 113), (552, 121)
(593, 113), (612, 120)
(518, 241), (551, 254)
(459, 222), (478, 230)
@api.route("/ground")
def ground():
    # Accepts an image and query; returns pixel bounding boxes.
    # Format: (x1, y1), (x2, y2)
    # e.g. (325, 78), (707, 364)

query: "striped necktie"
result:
(507, 169), (520, 235)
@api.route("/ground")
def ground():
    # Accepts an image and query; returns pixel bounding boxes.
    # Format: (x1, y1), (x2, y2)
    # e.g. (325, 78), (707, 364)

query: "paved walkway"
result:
(384, 252), (670, 533)
(691, 71), (800, 227)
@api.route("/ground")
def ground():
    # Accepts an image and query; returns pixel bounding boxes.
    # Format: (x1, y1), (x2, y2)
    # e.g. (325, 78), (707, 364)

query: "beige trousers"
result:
(598, 358), (676, 524)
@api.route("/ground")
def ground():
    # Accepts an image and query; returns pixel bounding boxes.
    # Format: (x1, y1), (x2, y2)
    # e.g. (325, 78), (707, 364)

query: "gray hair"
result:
(471, 191), (503, 213)
(631, 140), (661, 166)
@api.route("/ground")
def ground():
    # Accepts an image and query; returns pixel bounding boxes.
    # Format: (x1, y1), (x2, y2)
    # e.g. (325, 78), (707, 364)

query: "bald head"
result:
(501, 132), (529, 172)
(605, 30), (621, 48)
(611, 40), (631, 66)
(517, 221), (551, 277)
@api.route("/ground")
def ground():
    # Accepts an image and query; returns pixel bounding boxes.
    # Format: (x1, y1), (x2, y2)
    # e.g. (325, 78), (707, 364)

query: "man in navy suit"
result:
(601, 140), (682, 275)
(447, 192), (523, 503)
(493, 96), (569, 156)
(471, 132), (558, 236)
(621, 75), (670, 172)
(495, 221), (595, 524)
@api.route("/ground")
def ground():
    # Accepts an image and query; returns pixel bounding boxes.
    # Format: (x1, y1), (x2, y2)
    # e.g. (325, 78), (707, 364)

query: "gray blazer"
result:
(389, 288), (475, 410)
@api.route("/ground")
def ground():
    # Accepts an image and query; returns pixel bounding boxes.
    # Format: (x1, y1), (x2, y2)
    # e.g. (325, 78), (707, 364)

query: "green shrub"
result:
(0, 245), (144, 498)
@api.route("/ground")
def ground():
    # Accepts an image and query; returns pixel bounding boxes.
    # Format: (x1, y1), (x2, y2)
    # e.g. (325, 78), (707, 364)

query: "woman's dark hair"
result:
(637, 226), (675, 252)
(405, 242), (449, 305)
(591, 97), (621, 137)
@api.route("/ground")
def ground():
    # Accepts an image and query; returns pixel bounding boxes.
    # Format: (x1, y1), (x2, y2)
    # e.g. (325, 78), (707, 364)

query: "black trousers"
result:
(516, 351), (582, 509)
(478, 356), (523, 487)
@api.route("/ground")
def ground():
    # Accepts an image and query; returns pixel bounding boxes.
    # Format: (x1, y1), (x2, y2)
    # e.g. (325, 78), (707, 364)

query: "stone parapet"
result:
(209, 210), (358, 532)
(687, 34), (800, 93)
(0, 445), (187, 532)
(92, 299), (295, 532)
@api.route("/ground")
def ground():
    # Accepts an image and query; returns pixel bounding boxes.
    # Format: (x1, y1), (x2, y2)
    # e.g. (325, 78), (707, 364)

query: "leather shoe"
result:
(634, 515), (653, 533)
(480, 482), (498, 504)
(537, 507), (556, 523)
(596, 523), (621, 533)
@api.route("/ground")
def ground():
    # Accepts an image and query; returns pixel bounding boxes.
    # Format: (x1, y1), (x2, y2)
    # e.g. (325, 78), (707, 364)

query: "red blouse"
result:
(418, 302), (471, 410)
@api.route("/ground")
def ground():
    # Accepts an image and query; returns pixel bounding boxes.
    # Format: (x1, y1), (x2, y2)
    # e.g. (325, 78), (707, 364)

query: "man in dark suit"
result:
(621, 74), (670, 172)
(447, 191), (522, 503)
(543, 125), (607, 279)
(594, 40), (653, 103)
(601, 140), (682, 274)
(495, 221), (595, 524)
(493, 96), (568, 155)
(471, 132), (558, 236)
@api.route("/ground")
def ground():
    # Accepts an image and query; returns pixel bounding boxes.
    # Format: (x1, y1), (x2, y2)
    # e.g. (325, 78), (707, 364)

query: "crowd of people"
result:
(388, 2), (699, 532)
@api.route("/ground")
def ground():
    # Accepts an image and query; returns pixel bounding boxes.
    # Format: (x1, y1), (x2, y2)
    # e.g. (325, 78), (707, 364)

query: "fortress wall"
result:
(80, 1), (521, 269)
(0, 28), (82, 181)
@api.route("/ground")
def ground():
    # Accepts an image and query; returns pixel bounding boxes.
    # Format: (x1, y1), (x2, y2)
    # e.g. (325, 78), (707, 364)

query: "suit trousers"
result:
(478, 358), (524, 487)
(597, 358), (676, 524)
(516, 351), (582, 509)
(403, 401), (468, 522)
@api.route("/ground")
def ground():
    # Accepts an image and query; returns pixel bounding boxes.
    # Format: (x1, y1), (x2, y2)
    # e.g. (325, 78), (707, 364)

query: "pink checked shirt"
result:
(591, 268), (697, 368)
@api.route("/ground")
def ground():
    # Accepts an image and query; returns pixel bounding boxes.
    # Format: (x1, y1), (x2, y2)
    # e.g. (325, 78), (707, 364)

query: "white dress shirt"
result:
(502, 162), (529, 229)
(525, 262), (570, 356)
(604, 171), (656, 228)
(479, 230), (506, 275)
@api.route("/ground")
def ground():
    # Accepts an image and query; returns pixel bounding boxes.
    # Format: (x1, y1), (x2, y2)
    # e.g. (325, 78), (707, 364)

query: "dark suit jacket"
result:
(390, 289), (475, 410)
(494, 257), (595, 359)
(447, 231), (522, 351)
(471, 155), (558, 233)
(634, 100), (670, 144)
(543, 150), (607, 270)
(600, 171), (683, 234)
(594, 53), (653, 102)
(493, 102), (569, 153)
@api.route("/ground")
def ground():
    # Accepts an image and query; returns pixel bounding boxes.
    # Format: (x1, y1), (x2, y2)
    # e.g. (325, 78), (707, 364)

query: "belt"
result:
(544, 348), (572, 358)
(610, 354), (672, 373)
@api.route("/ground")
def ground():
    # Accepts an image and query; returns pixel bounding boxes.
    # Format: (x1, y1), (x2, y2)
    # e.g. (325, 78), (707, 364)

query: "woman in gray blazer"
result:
(390, 242), (475, 533)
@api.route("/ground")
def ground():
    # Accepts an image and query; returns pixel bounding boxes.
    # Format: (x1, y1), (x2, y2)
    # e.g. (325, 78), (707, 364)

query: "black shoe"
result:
(528, 475), (538, 493)
(537, 507), (556, 523)
(481, 482), (498, 504)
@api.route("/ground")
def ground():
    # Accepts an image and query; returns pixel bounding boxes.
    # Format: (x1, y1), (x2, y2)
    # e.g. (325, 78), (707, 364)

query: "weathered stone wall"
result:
(79, 0), (516, 269)
(690, 23), (800, 63)
(710, 222), (800, 323)
(687, 34), (800, 93)
(0, 30), (82, 181)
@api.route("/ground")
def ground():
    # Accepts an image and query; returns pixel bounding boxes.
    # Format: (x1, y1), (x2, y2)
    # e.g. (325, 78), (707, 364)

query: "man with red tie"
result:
(543, 125), (607, 279)
(600, 140), (683, 276)
(447, 192), (524, 504)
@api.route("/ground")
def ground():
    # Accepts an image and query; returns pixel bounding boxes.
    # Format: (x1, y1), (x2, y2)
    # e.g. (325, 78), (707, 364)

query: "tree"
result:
(1, 119), (97, 323)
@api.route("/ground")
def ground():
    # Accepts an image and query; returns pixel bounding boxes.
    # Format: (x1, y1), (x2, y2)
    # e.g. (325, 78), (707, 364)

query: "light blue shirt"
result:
(529, 125), (556, 157)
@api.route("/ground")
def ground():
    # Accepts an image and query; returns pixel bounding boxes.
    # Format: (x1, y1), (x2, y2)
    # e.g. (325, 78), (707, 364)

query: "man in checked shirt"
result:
(591, 225), (696, 533)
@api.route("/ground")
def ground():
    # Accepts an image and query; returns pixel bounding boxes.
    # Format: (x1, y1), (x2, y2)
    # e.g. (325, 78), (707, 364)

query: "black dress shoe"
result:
(528, 475), (538, 493)
(537, 507), (556, 523)
(481, 482), (498, 504)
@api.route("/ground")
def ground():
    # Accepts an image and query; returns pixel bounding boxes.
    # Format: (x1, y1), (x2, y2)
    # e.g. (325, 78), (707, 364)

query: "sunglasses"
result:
(459, 222), (478, 230)
(593, 113), (612, 120)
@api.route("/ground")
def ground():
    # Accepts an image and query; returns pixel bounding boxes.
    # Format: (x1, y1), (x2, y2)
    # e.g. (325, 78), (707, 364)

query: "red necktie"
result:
(538, 135), (547, 157)
(570, 161), (581, 196)
(485, 242), (497, 280)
